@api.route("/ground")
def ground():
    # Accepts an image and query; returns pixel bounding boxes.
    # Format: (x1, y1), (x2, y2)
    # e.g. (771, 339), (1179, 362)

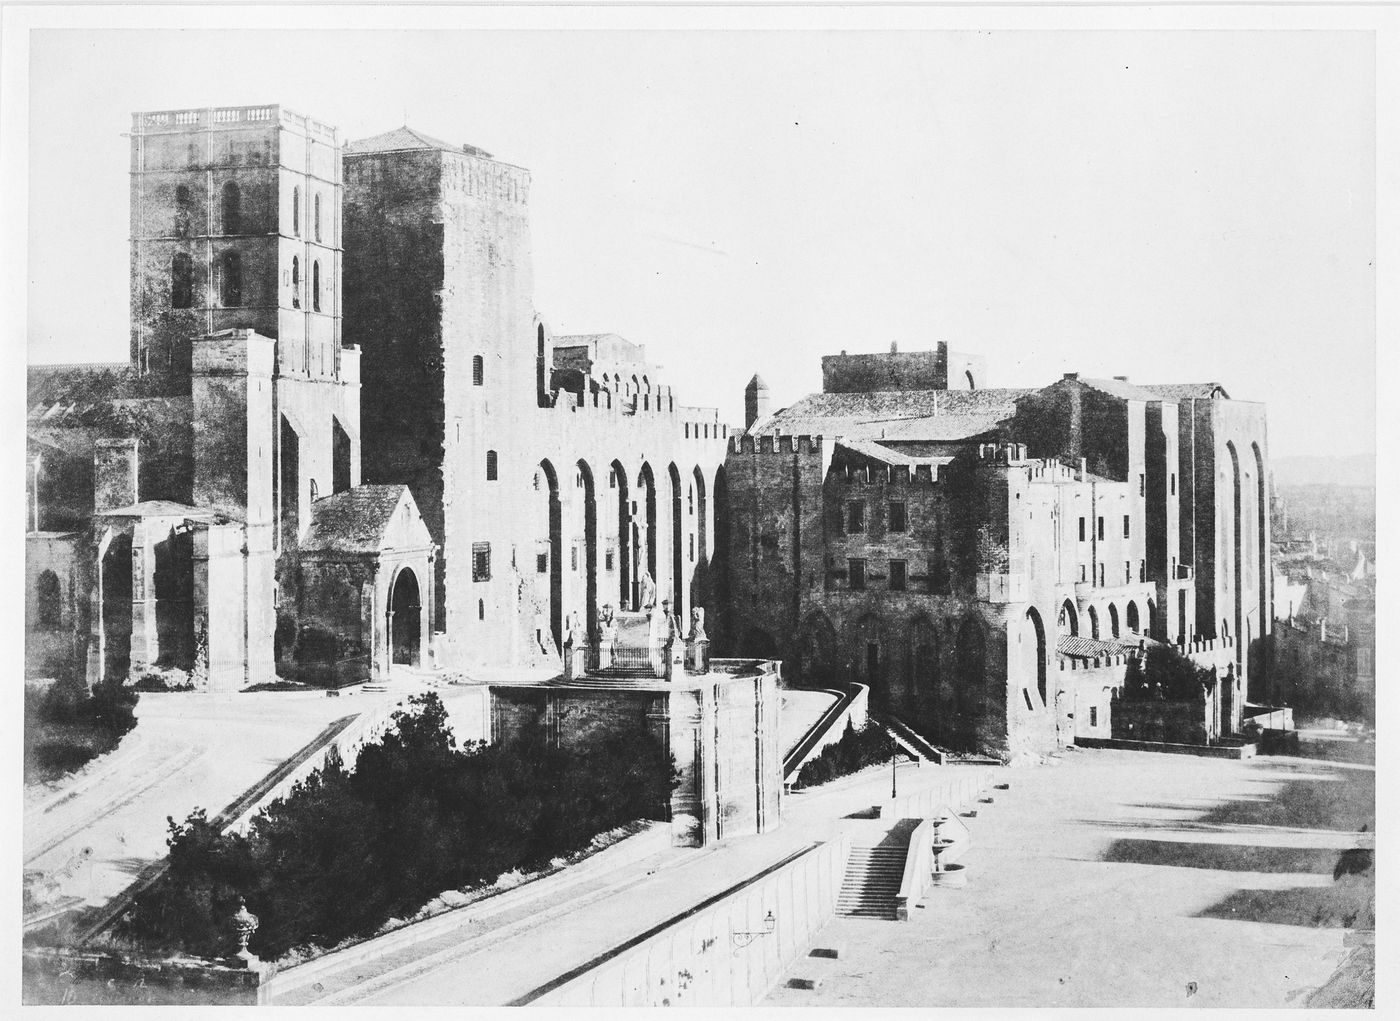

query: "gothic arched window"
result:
(314, 192), (322, 241)
(217, 251), (242, 307)
(171, 252), (194, 309)
(292, 186), (301, 237)
(221, 181), (241, 234)
(291, 256), (301, 309)
(312, 260), (321, 312)
(472, 355), (484, 386)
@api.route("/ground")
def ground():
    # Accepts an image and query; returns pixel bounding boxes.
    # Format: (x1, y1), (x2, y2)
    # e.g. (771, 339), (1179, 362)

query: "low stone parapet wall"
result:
(23, 947), (274, 1006)
(1075, 736), (1256, 759)
(532, 837), (851, 1007)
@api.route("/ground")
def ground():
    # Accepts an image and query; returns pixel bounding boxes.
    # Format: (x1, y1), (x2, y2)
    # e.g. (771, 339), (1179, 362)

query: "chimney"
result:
(744, 373), (770, 430)
(1078, 457), (1087, 481)
(95, 438), (140, 511)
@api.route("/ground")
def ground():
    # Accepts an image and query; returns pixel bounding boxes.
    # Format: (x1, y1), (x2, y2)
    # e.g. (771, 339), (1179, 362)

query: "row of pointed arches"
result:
(526, 456), (731, 655)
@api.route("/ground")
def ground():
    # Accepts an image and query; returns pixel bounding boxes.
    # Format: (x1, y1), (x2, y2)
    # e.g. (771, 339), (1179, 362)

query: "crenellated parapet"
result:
(1058, 653), (1133, 671)
(827, 461), (943, 486)
(729, 432), (825, 456)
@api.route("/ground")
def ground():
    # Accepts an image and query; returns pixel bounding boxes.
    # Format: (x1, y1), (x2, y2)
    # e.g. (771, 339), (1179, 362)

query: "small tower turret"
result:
(744, 374), (770, 430)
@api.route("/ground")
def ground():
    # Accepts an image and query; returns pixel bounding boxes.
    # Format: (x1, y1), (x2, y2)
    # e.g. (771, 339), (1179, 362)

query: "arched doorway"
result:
(388, 567), (422, 667)
(577, 460), (598, 641)
(1087, 605), (1100, 640)
(101, 532), (133, 682)
(1026, 607), (1048, 706)
(635, 463), (657, 610)
(611, 460), (630, 609)
(669, 463), (684, 617)
(536, 460), (563, 652)
(1126, 601), (1140, 635)
(1108, 603), (1120, 639)
(1227, 441), (1243, 677)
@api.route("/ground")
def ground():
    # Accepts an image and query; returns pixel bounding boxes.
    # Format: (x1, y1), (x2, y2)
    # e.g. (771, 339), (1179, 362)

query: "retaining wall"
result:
(536, 837), (851, 1007)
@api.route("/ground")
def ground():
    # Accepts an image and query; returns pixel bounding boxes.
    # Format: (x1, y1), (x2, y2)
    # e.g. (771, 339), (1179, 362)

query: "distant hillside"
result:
(1272, 453), (1375, 489)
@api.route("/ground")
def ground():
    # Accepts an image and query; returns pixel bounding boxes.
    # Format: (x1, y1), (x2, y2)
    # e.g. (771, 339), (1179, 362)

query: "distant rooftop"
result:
(344, 125), (492, 159)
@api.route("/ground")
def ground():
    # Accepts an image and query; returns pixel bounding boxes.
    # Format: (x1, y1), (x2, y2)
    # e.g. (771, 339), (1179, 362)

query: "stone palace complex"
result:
(26, 104), (1273, 760)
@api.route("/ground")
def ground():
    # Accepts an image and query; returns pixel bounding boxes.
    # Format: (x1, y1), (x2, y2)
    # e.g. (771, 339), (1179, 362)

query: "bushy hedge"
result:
(24, 680), (140, 785)
(794, 720), (896, 789)
(1122, 645), (1214, 702)
(117, 693), (676, 961)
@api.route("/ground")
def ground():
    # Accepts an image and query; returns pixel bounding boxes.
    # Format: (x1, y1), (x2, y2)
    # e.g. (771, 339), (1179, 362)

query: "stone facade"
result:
(488, 661), (782, 847)
(27, 107), (403, 692)
(725, 349), (1271, 758)
(342, 129), (730, 671)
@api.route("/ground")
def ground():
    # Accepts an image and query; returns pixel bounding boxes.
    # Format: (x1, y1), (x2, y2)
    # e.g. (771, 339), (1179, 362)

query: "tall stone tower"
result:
(128, 105), (343, 387)
(342, 126), (534, 635)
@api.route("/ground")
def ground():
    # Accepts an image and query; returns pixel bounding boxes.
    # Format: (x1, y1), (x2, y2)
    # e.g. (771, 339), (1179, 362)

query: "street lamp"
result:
(891, 744), (898, 799)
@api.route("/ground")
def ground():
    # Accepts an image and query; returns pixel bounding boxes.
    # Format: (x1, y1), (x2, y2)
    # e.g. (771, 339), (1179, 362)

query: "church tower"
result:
(128, 105), (343, 387)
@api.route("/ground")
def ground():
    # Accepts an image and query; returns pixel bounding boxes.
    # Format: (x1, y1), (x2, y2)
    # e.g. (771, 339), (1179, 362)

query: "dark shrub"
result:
(794, 720), (896, 789)
(24, 679), (140, 785)
(1122, 645), (1214, 702)
(119, 693), (676, 960)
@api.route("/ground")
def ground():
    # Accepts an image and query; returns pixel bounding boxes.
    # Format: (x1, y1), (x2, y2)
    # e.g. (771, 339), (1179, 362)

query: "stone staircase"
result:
(835, 843), (907, 919)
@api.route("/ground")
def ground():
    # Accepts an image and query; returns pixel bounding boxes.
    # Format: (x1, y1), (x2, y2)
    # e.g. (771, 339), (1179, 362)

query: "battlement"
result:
(827, 461), (942, 486)
(131, 105), (337, 143)
(1175, 635), (1236, 655)
(1059, 652), (1133, 671)
(977, 441), (1029, 465)
(729, 433), (825, 456)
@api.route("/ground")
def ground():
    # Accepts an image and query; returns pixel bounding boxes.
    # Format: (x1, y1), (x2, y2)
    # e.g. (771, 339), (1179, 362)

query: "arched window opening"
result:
(1058, 599), (1078, 637)
(291, 256), (301, 309)
(174, 184), (192, 237)
(309, 478), (319, 504)
(1109, 603), (1120, 638)
(217, 251), (242, 308)
(1126, 602), (1140, 634)
(472, 355), (484, 386)
(171, 252), (194, 309)
(312, 260), (322, 312)
(486, 450), (498, 480)
(314, 192), (322, 241)
(292, 186), (301, 237)
(1088, 605), (1100, 640)
(332, 418), (352, 494)
(35, 570), (62, 630)
(220, 181), (241, 234)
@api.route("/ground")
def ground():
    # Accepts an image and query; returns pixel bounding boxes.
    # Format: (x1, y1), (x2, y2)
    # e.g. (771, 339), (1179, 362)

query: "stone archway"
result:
(101, 531), (133, 682)
(388, 566), (422, 667)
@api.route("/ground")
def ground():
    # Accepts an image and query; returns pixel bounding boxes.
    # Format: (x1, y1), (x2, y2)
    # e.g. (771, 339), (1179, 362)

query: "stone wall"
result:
(536, 836), (850, 1007)
(1112, 697), (1212, 746)
(488, 663), (781, 847)
(23, 947), (273, 1006)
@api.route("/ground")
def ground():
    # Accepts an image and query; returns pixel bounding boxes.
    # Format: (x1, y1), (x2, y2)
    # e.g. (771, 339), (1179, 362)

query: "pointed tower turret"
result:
(744, 374), (770, 430)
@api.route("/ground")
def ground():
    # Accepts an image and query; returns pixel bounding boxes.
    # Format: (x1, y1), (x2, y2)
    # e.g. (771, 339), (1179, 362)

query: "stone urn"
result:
(228, 897), (261, 969)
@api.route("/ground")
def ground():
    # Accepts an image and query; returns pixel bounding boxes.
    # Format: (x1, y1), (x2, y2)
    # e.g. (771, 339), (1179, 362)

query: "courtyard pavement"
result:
(765, 747), (1375, 1009)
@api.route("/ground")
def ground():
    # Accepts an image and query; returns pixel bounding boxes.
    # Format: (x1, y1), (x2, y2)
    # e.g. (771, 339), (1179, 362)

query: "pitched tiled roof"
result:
(344, 125), (492, 158)
(1140, 383), (1231, 401)
(302, 484), (413, 553)
(1074, 377), (1172, 402)
(754, 388), (1032, 440)
(1056, 633), (1151, 659)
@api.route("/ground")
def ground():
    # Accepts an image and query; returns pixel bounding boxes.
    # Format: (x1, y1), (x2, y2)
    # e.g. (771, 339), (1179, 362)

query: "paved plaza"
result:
(766, 748), (1375, 1008)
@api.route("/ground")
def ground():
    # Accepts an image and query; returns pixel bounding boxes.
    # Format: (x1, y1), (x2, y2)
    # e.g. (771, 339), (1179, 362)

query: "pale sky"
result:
(22, 26), (1377, 458)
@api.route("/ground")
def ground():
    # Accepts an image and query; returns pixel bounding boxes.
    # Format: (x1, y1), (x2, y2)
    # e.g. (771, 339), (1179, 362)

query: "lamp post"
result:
(890, 745), (898, 799)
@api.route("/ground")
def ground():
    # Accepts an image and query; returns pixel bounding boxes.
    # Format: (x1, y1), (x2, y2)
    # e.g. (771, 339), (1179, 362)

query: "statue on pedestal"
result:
(562, 611), (588, 681)
(596, 603), (617, 670)
(686, 607), (711, 674)
(640, 570), (658, 611)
